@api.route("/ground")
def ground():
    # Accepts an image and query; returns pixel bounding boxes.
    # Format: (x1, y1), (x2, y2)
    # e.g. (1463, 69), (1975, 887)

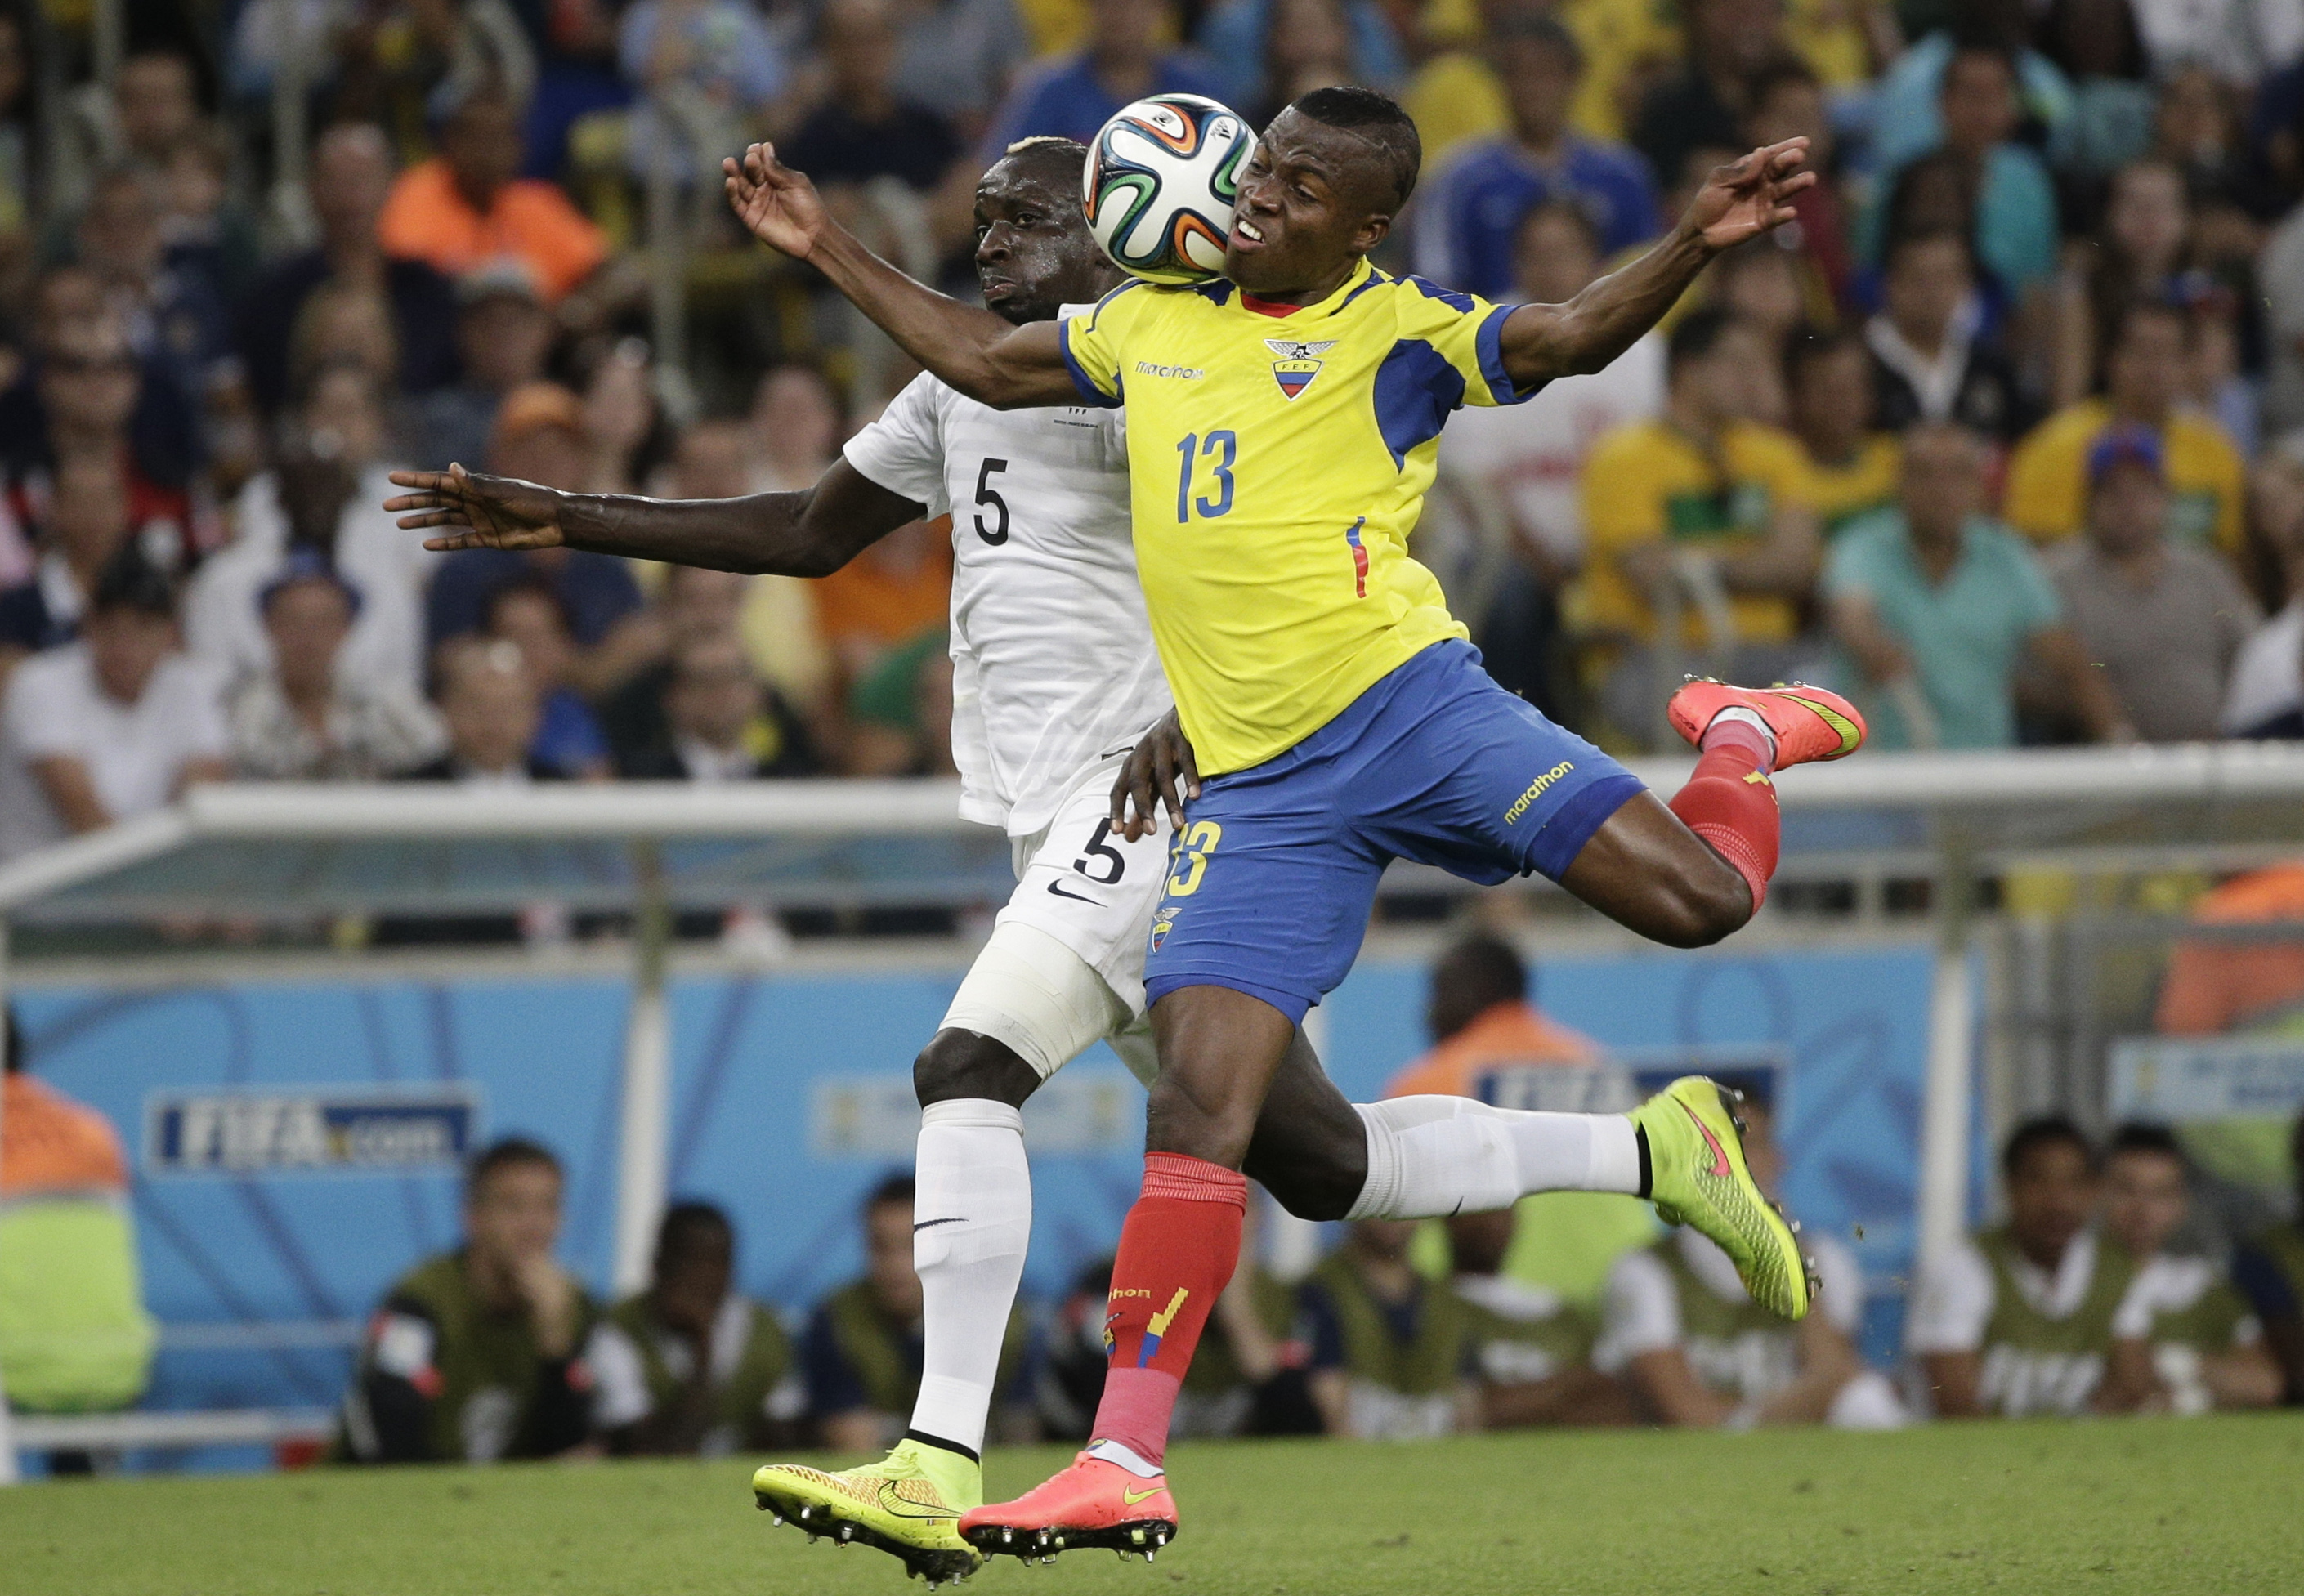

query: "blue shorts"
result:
(1143, 640), (1642, 1024)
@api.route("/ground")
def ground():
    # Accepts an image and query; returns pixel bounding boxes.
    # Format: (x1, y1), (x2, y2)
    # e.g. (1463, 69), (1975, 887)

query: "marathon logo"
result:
(145, 1087), (480, 1176)
(1503, 761), (1575, 825)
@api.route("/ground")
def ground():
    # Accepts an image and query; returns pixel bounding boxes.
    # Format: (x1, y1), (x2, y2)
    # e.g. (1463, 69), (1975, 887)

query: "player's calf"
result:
(912, 1027), (1040, 1109)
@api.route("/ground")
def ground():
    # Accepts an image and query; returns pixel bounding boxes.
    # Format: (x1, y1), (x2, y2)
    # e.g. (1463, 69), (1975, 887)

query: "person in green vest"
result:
(1593, 1089), (1904, 1428)
(335, 1136), (595, 1463)
(2230, 1107), (2304, 1406)
(2096, 1124), (2280, 1415)
(1299, 1218), (1474, 1440)
(586, 1201), (804, 1455)
(1446, 1206), (1633, 1428)
(1909, 1115), (2139, 1419)
(801, 1174), (1030, 1452)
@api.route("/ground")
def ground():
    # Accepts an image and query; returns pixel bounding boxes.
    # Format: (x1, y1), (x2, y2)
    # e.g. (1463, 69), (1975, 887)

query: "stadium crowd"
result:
(305, 935), (2304, 1465)
(5, 0), (2304, 889)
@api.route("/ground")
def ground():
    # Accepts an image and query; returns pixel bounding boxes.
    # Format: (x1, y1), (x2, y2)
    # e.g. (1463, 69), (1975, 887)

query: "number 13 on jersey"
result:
(1175, 431), (1236, 521)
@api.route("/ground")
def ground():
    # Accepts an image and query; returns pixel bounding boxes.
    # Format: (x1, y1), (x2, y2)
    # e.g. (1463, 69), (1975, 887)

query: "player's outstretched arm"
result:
(1496, 139), (1814, 387)
(385, 459), (926, 577)
(725, 142), (1077, 410)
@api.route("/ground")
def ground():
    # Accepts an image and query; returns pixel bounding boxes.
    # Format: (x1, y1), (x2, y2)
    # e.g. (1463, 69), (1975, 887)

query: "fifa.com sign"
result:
(144, 1086), (482, 1177)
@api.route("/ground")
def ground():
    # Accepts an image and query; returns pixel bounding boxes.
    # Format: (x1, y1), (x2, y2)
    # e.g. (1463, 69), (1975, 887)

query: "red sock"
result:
(1668, 718), (1780, 914)
(1086, 1153), (1246, 1469)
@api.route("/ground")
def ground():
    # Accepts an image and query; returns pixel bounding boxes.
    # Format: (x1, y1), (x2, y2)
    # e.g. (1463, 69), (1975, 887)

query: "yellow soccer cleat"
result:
(1632, 1075), (1816, 1321)
(753, 1437), (984, 1587)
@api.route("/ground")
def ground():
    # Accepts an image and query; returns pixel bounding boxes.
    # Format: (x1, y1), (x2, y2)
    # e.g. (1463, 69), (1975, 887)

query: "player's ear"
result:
(1352, 211), (1392, 257)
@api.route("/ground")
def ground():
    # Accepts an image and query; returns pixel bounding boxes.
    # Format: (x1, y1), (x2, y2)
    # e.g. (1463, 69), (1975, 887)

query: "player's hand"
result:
(1111, 709), (1199, 842)
(723, 141), (829, 261)
(1682, 138), (1815, 253)
(385, 464), (568, 552)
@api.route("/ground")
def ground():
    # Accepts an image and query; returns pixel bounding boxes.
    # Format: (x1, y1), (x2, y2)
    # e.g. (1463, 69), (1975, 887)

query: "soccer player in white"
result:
(390, 136), (1699, 1584)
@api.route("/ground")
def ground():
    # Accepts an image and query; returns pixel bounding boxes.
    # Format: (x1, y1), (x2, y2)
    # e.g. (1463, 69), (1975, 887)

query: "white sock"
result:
(1085, 1438), (1162, 1477)
(1345, 1098), (1644, 1220)
(906, 1098), (1031, 1456)
(1706, 703), (1778, 763)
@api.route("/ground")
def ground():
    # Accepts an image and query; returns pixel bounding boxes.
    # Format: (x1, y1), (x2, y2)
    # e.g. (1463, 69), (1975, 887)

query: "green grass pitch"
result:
(9, 1416), (2302, 1595)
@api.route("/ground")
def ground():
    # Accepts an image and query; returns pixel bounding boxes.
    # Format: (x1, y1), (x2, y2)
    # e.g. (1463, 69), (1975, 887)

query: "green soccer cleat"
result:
(753, 1437), (984, 1587)
(1632, 1075), (1817, 1321)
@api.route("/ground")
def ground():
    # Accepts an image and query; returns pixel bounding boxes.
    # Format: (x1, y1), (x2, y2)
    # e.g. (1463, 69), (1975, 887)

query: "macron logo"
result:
(1134, 360), (1206, 380)
(1502, 761), (1575, 825)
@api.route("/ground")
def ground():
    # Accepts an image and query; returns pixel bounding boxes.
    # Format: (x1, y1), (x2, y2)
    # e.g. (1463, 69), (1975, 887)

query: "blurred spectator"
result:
(337, 1137), (594, 1464)
(2130, 0), (2302, 84)
(2224, 436), (2304, 735)
(1868, 43), (2059, 299)
(1413, 16), (1658, 298)
(1595, 1090), (1904, 1429)
(0, 552), (226, 862)
(483, 577), (613, 780)
(336, 0), (538, 163)
(73, 163), (236, 395)
(425, 384), (646, 684)
(1385, 932), (1601, 1098)
(746, 364), (844, 494)
(1787, 326), (1900, 540)
(888, 0), (1033, 143)
(154, 119), (262, 314)
(2257, 188), (2304, 437)
(1866, 229), (2033, 443)
(228, 552), (446, 780)
(1432, 200), (1663, 717)
(2153, 863), (2304, 1035)
(2051, 159), (2194, 414)
(981, 0), (1224, 157)
(737, 371), (841, 719)
(1631, 0), (1783, 194)
(1706, 242), (1811, 384)
(846, 625), (958, 776)
(1579, 307), (1819, 747)
(0, 1008), (158, 1451)
(615, 633), (817, 780)
(239, 124), (460, 418)
(1743, 58), (1851, 309)
(801, 1174), (1028, 1451)
(0, 4), (35, 257)
(377, 87), (607, 303)
(110, 49), (200, 177)
(574, 338), (665, 497)
(1868, 8), (2076, 178)
(784, 0), (960, 194)
(2035, 0), (2155, 185)
(2005, 300), (2248, 555)
(1300, 1218), (1473, 1439)
(617, 0), (790, 187)
(587, 1202), (803, 1456)
(404, 637), (557, 784)
(2047, 427), (2257, 742)
(812, 512), (951, 688)
(1448, 1207), (1631, 1428)
(0, 451), (134, 663)
(1909, 1116), (2135, 1419)
(1825, 421), (2126, 749)
(2098, 1124), (2281, 1414)
(1200, 0), (1402, 118)
(418, 263), (555, 472)
(599, 559), (746, 761)
(2230, 1109), (2304, 1404)
(187, 372), (436, 695)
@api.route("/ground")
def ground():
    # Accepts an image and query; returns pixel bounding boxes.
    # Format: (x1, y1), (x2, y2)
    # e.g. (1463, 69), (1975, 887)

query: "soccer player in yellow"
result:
(724, 87), (1862, 1561)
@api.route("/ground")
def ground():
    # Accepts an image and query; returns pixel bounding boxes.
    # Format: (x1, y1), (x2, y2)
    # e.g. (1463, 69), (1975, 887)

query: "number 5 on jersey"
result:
(1174, 431), (1236, 521)
(1166, 820), (1221, 896)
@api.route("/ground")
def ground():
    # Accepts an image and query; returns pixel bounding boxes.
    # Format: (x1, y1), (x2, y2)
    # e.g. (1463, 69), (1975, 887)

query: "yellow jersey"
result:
(1059, 260), (1533, 775)
(2002, 400), (2246, 554)
(1801, 433), (1902, 540)
(1577, 418), (1814, 645)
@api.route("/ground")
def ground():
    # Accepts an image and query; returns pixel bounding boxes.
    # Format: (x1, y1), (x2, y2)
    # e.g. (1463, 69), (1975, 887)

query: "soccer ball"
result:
(1084, 94), (1254, 285)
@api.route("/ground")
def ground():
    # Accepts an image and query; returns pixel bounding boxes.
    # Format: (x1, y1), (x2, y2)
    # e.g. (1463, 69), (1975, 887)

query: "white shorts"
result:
(939, 760), (1170, 1086)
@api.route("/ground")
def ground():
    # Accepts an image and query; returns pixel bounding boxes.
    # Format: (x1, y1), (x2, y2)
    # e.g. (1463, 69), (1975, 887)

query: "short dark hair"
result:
(87, 547), (176, 620)
(1784, 322), (1859, 387)
(2002, 1115), (2095, 1180)
(3, 1006), (21, 1075)
(1667, 303), (1744, 371)
(1884, 226), (1973, 275)
(1747, 56), (1820, 113)
(483, 571), (574, 636)
(1494, 12), (1583, 74)
(467, 1135), (562, 1199)
(1515, 196), (1602, 257)
(656, 1200), (735, 1267)
(2107, 1122), (2185, 1165)
(1428, 932), (1529, 1040)
(866, 1174), (916, 1214)
(1291, 85), (1422, 211)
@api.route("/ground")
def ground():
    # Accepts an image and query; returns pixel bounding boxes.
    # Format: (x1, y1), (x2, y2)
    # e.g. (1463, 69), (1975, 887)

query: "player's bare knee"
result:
(1651, 858), (1752, 948)
(1145, 1071), (1256, 1167)
(913, 1028), (1038, 1108)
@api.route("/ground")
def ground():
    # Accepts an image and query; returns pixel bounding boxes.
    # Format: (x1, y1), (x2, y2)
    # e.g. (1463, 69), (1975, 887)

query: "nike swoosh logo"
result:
(1048, 880), (1098, 903)
(914, 1217), (967, 1232)
(1680, 1100), (1734, 1178)
(1121, 1486), (1164, 1505)
(876, 1491), (959, 1522)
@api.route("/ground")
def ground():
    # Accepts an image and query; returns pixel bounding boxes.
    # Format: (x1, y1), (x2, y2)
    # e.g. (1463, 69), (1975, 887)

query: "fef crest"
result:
(1264, 337), (1338, 400)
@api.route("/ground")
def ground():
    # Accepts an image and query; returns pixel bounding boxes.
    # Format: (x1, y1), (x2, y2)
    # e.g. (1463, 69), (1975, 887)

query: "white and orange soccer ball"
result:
(1084, 94), (1254, 286)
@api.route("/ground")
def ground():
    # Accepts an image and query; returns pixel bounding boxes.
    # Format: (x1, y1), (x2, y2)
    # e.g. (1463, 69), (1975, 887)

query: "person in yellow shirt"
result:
(2003, 300), (2247, 556)
(1787, 325), (1900, 540)
(1405, 0), (1682, 162)
(1579, 306), (1823, 745)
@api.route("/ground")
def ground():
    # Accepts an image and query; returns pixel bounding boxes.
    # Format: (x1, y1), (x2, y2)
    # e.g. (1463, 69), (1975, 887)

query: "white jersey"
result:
(843, 368), (1170, 837)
